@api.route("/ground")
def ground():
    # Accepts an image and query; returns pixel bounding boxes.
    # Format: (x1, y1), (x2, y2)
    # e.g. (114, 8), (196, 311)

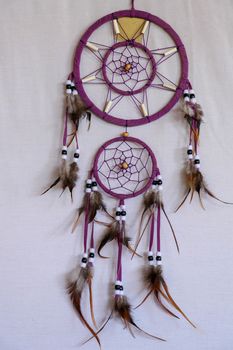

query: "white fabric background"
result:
(0, 0), (233, 349)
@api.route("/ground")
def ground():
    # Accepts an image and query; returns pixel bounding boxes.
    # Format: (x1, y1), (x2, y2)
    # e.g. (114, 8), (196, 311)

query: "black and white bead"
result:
(194, 155), (201, 169)
(61, 145), (68, 160)
(156, 251), (162, 266)
(73, 148), (80, 163)
(66, 80), (72, 95)
(187, 144), (193, 160)
(115, 206), (121, 222)
(157, 175), (163, 192)
(189, 89), (197, 104)
(91, 178), (98, 192)
(71, 81), (78, 96)
(85, 179), (92, 193)
(89, 248), (95, 264)
(115, 280), (124, 296)
(120, 204), (127, 221)
(81, 252), (88, 268)
(152, 179), (158, 190)
(147, 251), (154, 265)
(183, 89), (190, 103)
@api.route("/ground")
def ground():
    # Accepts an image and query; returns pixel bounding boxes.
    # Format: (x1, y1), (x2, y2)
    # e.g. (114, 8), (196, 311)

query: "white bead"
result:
(157, 251), (162, 256)
(195, 155), (200, 160)
(121, 205), (126, 210)
(86, 179), (92, 184)
(82, 75), (96, 83)
(156, 260), (162, 266)
(115, 280), (122, 286)
(141, 103), (148, 117)
(184, 96), (190, 102)
(184, 89), (189, 94)
(188, 145), (193, 150)
(88, 258), (94, 263)
(66, 89), (72, 94)
(61, 155), (67, 160)
(85, 188), (91, 193)
(149, 260), (154, 266)
(148, 251), (153, 257)
(83, 253), (88, 258)
(73, 90), (78, 96)
(121, 216), (126, 221)
(104, 100), (112, 113)
(86, 42), (99, 52)
(90, 248), (95, 253)
(158, 185), (163, 192)
(141, 20), (149, 34)
(163, 83), (176, 91)
(113, 19), (120, 35)
(119, 290), (124, 296)
(188, 154), (193, 160)
(157, 175), (162, 180)
(66, 80), (72, 85)
(92, 186), (98, 192)
(115, 290), (121, 296)
(152, 185), (157, 190)
(164, 47), (177, 56)
(81, 262), (87, 268)
(190, 89), (195, 95)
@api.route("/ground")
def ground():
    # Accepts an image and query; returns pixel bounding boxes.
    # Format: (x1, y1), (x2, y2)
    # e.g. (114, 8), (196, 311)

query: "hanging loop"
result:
(131, 0), (135, 9)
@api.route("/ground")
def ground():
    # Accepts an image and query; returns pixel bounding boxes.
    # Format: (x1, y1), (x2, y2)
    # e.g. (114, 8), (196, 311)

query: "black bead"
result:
(194, 159), (200, 164)
(116, 211), (121, 216)
(157, 180), (163, 186)
(115, 285), (121, 290)
(190, 94), (195, 99)
(89, 253), (94, 258)
(183, 93), (189, 98)
(92, 181), (97, 187)
(121, 211), (126, 216)
(86, 184), (92, 189)
(152, 180), (158, 186)
(119, 286), (123, 291)
(81, 257), (87, 263)
(66, 84), (71, 89)
(187, 150), (193, 155)
(61, 150), (67, 155)
(74, 153), (80, 158)
(156, 256), (162, 261)
(148, 256), (154, 261)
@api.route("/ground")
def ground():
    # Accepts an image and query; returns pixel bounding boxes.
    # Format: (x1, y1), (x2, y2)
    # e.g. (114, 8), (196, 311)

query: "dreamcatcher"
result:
(43, 0), (231, 346)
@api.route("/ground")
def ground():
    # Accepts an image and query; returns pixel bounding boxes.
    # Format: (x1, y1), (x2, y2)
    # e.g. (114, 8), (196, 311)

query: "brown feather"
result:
(115, 295), (165, 341)
(98, 222), (119, 258)
(142, 265), (195, 327)
(67, 267), (101, 347)
(68, 162), (79, 200)
(41, 176), (61, 195)
(69, 95), (92, 129)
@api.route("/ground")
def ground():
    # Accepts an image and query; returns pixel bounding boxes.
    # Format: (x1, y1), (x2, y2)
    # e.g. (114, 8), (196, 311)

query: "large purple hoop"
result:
(73, 9), (189, 127)
(102, 41), (157, 96)
(93, 136), (158, 200)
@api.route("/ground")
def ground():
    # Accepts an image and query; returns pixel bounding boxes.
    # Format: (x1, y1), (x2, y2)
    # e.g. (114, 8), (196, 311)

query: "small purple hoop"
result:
(102, 41), (157, 96)
(93, 136), (158, 200)
(73, 9), (189, 127)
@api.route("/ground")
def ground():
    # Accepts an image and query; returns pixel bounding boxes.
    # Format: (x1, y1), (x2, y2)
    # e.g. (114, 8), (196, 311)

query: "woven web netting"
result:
(97, 140), (154, 196)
